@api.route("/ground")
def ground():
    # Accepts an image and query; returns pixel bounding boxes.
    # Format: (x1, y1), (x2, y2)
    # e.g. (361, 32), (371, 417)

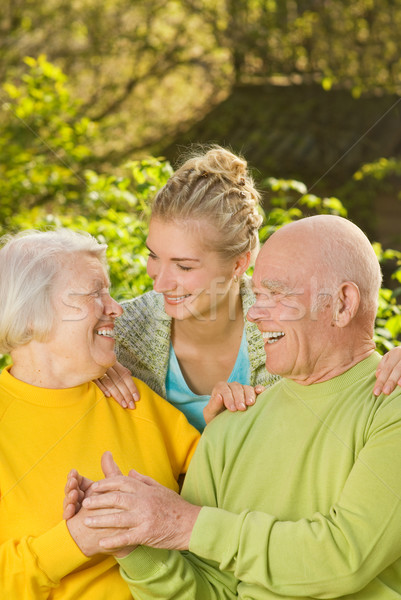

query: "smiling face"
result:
(45, 253), (123, 381)
(146, 218), (243, 321)
(247, 230), (336, 383)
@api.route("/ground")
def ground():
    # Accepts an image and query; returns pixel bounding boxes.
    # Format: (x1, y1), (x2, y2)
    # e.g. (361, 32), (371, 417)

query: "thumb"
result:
(101, 451), (123, 478)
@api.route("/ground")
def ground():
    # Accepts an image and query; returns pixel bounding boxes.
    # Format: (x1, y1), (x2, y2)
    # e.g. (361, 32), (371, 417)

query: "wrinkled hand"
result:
(204, 381), (265, 424)
(81, 452), (201, 552)
(374, 346), (401, 396)
(95, 361), (139, 408)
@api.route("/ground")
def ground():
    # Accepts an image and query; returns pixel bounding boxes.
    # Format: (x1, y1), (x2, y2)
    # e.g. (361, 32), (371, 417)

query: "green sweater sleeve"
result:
(118, 547), (237, 599)
(189, 396), (401, 597)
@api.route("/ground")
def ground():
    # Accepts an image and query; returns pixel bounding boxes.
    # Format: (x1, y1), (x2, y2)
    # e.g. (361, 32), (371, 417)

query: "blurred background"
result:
(1, 0), (401, 364)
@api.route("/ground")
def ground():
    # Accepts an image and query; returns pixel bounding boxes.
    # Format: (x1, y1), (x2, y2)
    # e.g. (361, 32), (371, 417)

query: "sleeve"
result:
(115, 416), (236, 599)
(0, 520), (88, 599)
(189, 398), (401, 597)
(118, 546), (237, 600)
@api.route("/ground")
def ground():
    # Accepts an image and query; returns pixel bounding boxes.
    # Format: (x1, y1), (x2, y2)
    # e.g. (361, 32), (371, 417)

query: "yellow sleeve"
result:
(0, 520), (88, 600)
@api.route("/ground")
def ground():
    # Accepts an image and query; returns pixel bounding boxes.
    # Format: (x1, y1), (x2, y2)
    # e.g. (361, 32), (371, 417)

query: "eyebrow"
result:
(252, 279), (292, 294)
(146, 243), (201, 263)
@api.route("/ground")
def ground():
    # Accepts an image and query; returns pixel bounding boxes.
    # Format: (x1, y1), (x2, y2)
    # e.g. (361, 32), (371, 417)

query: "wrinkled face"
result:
(247, 234), (335, 382)
(46, 253), (123, 380)
(146, 218), (238, 321)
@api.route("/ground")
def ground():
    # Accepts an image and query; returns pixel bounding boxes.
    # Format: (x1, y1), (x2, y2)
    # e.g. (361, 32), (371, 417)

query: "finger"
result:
(64, 471), (79, 494)
(63, 502), (77, 520)
(84, 507), (139, 528)
(254, 385), (265, 395)
(94, 378), (111, 398)
(243, 385), (257, 407)
(112, 363), (140, 404)
(98, 374), (129, 407)
(213, 382), (235, 411)
(226, 382), (247, 411)
(83, 490), (134, 512)
(204, 392), (226, 424)
(101, 451), (124, 478)
(374, 347), (401, 395)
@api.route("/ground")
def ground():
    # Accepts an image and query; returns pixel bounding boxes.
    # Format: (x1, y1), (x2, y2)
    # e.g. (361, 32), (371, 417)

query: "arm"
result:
(81, 453), (237, 599)
(189, 400), (401, 597)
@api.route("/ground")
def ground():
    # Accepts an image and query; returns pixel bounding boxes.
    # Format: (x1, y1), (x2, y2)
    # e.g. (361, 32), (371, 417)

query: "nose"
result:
(105, 294), (123, 318)
(149, 264), (176, 293)
(247, 300), (272, 323)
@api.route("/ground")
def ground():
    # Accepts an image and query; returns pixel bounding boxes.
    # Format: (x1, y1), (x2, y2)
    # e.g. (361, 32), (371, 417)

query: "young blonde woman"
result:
(96, 146), (401, 431)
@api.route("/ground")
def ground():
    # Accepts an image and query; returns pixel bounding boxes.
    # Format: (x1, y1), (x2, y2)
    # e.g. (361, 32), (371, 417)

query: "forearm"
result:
(0, 520), (88, 599)
(118, 546), (237, 600)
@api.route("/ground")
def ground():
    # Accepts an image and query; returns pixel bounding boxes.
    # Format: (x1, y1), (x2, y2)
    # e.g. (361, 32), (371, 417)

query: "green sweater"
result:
(118, 352), (401, 599)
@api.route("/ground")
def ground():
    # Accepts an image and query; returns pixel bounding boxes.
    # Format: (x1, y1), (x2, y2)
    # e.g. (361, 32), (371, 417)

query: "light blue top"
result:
(165, 329), (251, 432)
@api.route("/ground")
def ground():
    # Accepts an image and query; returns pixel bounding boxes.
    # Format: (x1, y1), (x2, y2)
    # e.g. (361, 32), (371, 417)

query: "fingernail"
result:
(246, 397), (255, 405)
(122, 401), (128, 408)
(383, 384), (391, 394)
(373, 387), (380, 396)
(128, 401), (136, 409)
(105, 391), (111, 398)
(239, 402), (246, 410)
(133, 393), (139, 401)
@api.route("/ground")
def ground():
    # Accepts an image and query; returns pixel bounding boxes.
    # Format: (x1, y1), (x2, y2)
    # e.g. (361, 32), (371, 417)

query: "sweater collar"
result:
(0, 365), (94, 407)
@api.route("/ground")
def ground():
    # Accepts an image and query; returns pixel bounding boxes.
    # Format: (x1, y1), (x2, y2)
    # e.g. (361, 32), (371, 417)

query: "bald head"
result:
(263, 215), (382, 321)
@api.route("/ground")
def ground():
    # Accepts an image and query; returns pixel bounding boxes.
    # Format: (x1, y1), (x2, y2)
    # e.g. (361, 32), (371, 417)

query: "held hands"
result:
(374, 346), (401, 396)
(95, 361), (139, 408)
(64, 452), (200, 556)
(204, 382), (265, 424)
(65, 452), (136, 558)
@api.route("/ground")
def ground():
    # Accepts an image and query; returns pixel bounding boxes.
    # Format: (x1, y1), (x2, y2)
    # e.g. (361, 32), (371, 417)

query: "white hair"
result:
(0, 229), (108, 354)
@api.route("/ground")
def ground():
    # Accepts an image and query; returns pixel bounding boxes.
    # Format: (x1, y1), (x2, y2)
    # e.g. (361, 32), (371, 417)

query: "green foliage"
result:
(1, 57), (401, 369)
(0, 57), (173, 368)
(259, 176), (348, 243)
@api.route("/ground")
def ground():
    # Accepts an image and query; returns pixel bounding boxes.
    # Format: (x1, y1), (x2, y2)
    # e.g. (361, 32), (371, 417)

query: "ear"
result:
(233, 251), (251, 278)
(332, 281), (360, 328)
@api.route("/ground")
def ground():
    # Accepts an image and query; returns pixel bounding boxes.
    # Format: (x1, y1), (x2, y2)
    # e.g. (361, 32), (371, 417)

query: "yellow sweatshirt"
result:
(0, 366), (199, 599)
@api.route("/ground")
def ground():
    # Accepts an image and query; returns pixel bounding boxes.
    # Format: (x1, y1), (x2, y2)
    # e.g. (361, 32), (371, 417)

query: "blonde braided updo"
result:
(152, 146), (263, 262)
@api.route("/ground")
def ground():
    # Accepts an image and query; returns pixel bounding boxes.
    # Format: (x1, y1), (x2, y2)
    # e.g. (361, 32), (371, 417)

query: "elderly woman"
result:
(0, 229), (199, 600)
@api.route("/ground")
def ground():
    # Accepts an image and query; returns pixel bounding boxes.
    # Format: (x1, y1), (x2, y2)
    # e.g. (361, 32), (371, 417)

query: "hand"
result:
(63, 451), (124, 520)
(67, 503), (135, 558)
(63, 469), (94, 520)
(204, 381), (265, 424)
(81, 452), (201, 552)
(95, 361), (139, 408)
(374, 346), (401, 396)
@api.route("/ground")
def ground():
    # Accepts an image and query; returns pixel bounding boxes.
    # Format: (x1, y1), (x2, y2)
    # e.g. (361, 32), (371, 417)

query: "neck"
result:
(10, 344), (98, 389)
(291, 339), (376, 386)
(173, 285), (243, 345)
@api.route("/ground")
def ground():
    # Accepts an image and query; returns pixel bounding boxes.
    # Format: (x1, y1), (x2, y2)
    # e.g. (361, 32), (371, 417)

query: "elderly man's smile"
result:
(262, 331), (285, 344)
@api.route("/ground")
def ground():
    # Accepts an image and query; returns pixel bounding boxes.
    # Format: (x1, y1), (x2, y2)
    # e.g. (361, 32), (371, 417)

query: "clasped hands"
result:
(64, 451), (201, 558)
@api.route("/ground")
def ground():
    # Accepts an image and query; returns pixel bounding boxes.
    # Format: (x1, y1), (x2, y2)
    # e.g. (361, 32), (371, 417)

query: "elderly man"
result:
(0, 229), (199, 600)
(69, 215), (401, 598)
